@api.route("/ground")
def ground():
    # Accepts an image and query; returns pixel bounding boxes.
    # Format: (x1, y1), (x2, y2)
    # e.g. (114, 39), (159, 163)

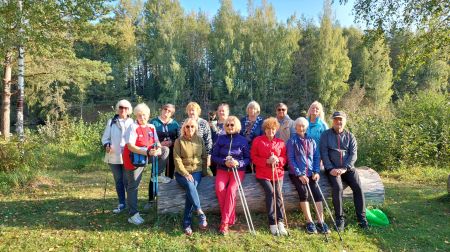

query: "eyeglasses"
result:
(277, 108), (286, 111)
(163, 108), (173, 113)
(225, 124), (235, 127)
(119, 106), (129, 110)
(185, 125), (195, 129)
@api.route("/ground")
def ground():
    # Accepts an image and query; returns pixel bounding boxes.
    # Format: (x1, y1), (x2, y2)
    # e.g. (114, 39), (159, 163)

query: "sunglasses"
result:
(277, 108), (286, 111)
(119, 106), (129, 110)
(185, 125), (195, 129)
(225, 124), (235, 127)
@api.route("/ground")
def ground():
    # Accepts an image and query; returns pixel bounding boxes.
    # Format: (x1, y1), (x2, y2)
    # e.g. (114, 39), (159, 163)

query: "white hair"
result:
(133, 103), (150, 117)
(115, 99), (133, 115)
(294, 117), (309, 129)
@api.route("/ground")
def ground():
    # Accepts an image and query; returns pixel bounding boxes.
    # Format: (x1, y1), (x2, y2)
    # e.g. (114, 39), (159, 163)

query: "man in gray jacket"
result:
(320, 111), (368, 230)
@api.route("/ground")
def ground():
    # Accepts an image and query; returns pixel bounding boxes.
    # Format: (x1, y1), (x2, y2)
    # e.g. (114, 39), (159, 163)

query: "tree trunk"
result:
(158, 167), (384, 214)
(16, 45), (25, 142)
(1, 51), (12, 141)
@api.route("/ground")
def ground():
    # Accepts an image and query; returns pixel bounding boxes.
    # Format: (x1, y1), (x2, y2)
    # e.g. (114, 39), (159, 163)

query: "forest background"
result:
(0, 0), (449, 195)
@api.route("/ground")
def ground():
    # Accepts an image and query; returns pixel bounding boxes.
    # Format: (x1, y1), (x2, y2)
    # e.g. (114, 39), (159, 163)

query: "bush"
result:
(350, 91), (449, 170)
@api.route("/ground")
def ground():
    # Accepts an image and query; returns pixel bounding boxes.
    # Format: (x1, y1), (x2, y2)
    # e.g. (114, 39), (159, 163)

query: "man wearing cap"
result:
(320, 111), (368, 230)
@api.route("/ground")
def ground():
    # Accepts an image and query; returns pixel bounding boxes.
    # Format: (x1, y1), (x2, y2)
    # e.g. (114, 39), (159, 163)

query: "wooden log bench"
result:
(158, 166), (384, 214)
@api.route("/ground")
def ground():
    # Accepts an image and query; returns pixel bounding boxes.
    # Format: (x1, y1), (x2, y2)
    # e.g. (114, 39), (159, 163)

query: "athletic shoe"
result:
(184, 226), (193, 236)
(316, 222), (331, 234)
(143, 201), (153, 212)
(270, 225), (279, 236)
(219, 223), (229, 235)
(306, 222), (317, 234)
(277, 222), (288, 236)
(112, 204), (126, 214)
(335, 218), (345, 232)
(198, 213), (208, 229)
(158, 175), (171, 184)
(128, 213), (144, 225)
(358, 220), (369, 229)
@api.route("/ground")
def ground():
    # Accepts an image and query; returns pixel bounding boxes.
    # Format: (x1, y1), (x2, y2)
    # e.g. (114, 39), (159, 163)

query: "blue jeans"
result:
(175, 172), (202, 227)
(110, 164), (127, 206)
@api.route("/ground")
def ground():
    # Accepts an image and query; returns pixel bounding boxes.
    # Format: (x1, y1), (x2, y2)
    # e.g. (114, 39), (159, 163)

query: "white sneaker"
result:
(152, 175), (171, 184)
(278, 222), (288, 236)
(128, 213), (144, 225)
(270, 225), (279, 236)
(112, 204), (125, 214)
(159, 175), (171, 184)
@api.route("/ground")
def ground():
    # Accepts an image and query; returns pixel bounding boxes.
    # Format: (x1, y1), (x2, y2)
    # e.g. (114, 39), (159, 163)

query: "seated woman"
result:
(287, 117), (330, 234)
(122, 103), (166, 225)
(251, 117), (288, 236)
(173, 118), (209, 236)
(212, 116), (250, 235)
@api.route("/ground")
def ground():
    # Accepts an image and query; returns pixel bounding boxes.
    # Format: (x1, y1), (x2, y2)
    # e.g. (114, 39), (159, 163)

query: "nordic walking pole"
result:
(152, 147), (159, 226)
(274, 165), (289, 231)
(231, 165), (256, 235)
(306, 182), (329, 242)
(317, 184), (344, 242)
(270, 154), (279, 235)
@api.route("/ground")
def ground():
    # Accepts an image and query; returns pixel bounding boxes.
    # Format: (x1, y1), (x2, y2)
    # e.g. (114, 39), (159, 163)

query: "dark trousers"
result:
(257, 178), (284, 225)
(148, 146), (170, 201)
(326, 168), (366, 222)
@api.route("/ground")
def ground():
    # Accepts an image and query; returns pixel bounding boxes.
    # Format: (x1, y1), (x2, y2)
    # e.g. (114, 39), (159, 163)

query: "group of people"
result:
(101, 99), (368, 236)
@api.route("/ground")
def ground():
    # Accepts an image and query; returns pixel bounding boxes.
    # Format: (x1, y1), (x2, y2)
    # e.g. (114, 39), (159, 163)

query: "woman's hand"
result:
(312, 173), (320, 181)
(148, 148), (162, 156)
(161, 140), (172, 147)
(185, 174), (194, 182)
(299, 175), (309, 184)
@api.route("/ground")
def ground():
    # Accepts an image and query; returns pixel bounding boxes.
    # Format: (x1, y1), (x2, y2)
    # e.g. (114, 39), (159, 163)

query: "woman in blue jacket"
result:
(212, 116), (250, 235)
(287, 117), (330, 234)
(306, 101), (328, 147)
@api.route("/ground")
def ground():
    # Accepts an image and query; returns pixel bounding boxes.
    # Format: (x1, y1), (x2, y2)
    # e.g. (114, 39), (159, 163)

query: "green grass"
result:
(1, 161), (449, 251)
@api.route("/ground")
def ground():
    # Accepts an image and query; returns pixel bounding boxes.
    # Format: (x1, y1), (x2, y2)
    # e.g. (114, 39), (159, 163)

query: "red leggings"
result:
(215, 169), (245, 225)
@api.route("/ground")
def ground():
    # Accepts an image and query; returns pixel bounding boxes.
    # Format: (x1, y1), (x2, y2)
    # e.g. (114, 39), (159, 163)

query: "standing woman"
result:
(251, 117), (288, 236)
(101, 99), (134, 214)
(306, 101), (328, 147)
(240, 101), (264, 147)
(122, 103), (163, 225)
(287, 117), (330, 234)
(210, 103), (230, 144)
(212, 116), (250, 235)
(174, 118), (209, 236)
(183, 102), (213, 166)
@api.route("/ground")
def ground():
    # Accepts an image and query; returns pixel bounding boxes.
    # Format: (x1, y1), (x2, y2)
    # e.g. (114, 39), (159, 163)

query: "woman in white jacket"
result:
(101, 100), (134, 213)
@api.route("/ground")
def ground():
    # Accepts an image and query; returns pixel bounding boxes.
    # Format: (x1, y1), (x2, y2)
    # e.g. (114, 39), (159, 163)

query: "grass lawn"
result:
(0, 165), (449, 251)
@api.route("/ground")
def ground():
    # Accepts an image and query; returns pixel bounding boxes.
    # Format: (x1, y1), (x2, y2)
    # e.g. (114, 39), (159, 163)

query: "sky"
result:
(178, 0), (359, 27)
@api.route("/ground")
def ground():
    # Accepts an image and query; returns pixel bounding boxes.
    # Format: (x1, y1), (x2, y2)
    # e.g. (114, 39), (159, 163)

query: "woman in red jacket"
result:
(251, 117), (288, 236)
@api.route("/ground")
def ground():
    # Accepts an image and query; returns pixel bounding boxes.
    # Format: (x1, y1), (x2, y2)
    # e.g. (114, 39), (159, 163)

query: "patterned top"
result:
(240, 115), (264, 146)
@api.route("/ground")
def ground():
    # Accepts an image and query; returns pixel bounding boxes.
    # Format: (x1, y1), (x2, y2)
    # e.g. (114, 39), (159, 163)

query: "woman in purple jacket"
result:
(212, 116), (250, 235)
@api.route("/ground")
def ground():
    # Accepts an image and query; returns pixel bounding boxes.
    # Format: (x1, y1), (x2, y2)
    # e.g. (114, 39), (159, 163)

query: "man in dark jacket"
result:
(320, 111), (368, 230)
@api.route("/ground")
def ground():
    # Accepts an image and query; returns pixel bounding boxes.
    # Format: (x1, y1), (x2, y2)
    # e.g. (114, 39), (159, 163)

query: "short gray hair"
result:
(294, 117), (309, 129)
(115, 99), (133, 115)
(133, 103), (150, 117)
(180, 118), (199, 137)
(246, 101), (261, 115)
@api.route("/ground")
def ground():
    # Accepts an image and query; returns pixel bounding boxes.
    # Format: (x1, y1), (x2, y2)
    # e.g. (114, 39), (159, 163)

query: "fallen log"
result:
(158, 167), (384, 214)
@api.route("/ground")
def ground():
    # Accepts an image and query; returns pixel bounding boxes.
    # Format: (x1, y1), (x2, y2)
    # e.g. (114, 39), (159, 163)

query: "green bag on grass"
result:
(366, 208), (390, 226)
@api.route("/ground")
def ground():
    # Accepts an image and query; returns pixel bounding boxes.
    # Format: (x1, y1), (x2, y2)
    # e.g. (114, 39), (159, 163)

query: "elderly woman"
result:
(122, 103), (167, 225)
(306, 101), (328, 147)
(210, 103), (230, 144)
(251, 117), (288, 236)
(144, 104), (179, 211)
(174, 118), (209, 236)
(212, 116), (250, 235)
(101, 99), (134, 214)
(240, 101), (264, 147)
(182, 102), (212, 164)
(287, 117), (330, 234)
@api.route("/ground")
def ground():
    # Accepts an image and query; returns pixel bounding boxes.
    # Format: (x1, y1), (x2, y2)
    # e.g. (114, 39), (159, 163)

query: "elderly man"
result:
(320, 111), (368, 231)
(274, 103), (295, 143)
